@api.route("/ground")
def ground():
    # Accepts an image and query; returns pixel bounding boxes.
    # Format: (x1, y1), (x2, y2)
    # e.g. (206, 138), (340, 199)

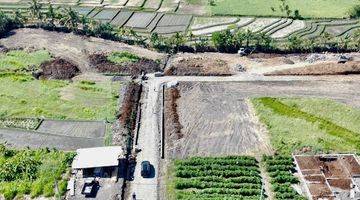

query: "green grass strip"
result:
(258, 97), (360, 149)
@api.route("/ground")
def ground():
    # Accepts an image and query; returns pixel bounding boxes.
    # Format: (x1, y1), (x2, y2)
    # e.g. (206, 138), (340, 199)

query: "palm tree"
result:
(28, 0), (43, 22)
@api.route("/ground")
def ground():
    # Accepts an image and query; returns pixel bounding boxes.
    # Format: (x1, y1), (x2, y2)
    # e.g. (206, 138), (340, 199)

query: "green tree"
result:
(28, 0), (43, 21)
(287, 36), (303, 51)
(211, 29), (234, 52)
(349, 5), (360, 18)
(45, 4), (57, 27)
(59, 7), (80, 31)
(279, 0), (292, 17)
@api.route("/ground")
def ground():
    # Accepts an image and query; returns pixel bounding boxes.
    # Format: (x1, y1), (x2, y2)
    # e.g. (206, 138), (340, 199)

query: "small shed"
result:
(72, 146), (124, 177)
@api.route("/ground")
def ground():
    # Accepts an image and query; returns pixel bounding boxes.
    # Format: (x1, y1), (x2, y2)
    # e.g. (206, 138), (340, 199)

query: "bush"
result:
(107, 51), (140, 64)
(58, 180), (68, 196)
(43, 181), (54, 197)
(30, 179), (44, 198)
(349, 5), (360, 18)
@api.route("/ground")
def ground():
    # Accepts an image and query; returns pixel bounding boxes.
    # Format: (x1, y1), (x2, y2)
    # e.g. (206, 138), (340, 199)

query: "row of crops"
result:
(171, 156), (264, 200)
(263, 155), (306, 200)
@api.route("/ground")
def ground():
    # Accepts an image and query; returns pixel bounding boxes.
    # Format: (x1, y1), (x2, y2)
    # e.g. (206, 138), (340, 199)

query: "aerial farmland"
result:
(0, 0), (359, 200)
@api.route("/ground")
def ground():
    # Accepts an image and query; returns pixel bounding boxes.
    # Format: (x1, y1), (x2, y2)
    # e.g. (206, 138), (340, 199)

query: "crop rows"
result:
(171, 156), (264, 200)
(263, 155), (306, 200)
(0, 118), (42, 130)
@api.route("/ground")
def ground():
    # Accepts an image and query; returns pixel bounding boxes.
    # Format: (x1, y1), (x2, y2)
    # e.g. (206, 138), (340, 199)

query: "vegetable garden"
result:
(0, 144), (75, 200)
(263, 155), (305, 200)
(169, 156), (264, 200)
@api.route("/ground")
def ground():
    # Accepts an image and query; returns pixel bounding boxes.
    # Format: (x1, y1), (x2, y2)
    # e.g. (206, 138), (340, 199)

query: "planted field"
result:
(263, 155), (305, 200)
(153, 14), (192, 34)
(252, 97), (360, 154)
(124, 12), (157, 29)
(207, 0), (359, 18)
(0, 144), (75, 200)
(168, 156), (263, 200)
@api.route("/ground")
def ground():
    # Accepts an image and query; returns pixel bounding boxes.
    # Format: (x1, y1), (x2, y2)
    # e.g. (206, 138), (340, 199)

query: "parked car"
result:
(141, 161), (151, 177)
(81, 178), (99, 197)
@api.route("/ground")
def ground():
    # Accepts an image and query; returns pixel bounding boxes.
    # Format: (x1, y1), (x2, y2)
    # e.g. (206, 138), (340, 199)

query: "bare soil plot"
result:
(266, 61), (360, 76)
(0, 128), (104, 150)
(158, 0), (179, 12)
(165, 54), (233, 76)
(0, 28), (164, 72)
(38, 58), (80, 79)
(165, 82), (272, 158)
(294, 155), (360, 200)
(37, 120), (106, 138)
(103, 0), (128, 6)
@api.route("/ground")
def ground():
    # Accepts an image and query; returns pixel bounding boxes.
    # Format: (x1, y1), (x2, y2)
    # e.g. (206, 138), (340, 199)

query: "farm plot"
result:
(125, 0), (145, 7)
(110, 10), (134, 27)
(124, 12), (157, 29)
(168, 156), (263, 200)
(294, 154), (360, 199)
(102, 0), (128, 7)
(207, 0), (359, 19)
(166, 82), (272, 158)
(241, 18), (280, 32)
(0, 128), (104, 150)
(270, 20), (305, 38)
(158, 0), (179, 12)
(263, 155), (306, 200)
(153, 14), (192, 34)
(190, 16), (238, 30)
(0, 145), (74, 200)
(37, 120), (106, 138)
(143, 0), (162, 10)
(92, 9), (120, 23)
(252, 97), (360, 154)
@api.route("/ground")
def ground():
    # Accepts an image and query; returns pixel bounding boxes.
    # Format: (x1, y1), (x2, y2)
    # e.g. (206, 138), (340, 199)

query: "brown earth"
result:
(164, 88), (183, 146)
(327, 179), (352, 190)
(266, 61), (360, 76)
(165, 55), (232, 76)
(37, 58), (80, 80)
(89, 53), (161, 76)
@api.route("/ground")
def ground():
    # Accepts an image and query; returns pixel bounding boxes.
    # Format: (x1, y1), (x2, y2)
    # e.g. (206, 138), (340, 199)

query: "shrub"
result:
(43, 181), (54, 197)
(107, 51), (140, 64)
(58, 180), (68, 196)
(349, 5), (360, 18)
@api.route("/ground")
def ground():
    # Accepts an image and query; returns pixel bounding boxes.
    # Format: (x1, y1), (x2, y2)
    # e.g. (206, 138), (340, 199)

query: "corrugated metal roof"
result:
(72, 146), (123, 169)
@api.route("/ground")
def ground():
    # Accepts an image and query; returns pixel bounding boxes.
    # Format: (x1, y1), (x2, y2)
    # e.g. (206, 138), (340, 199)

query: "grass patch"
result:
(107, 51), (140, 65)
(208, 0), (359, 18)
(0, 144), (75, 200)
(0, 75), (121, 121)
(0, 50), (51, 73)
(252, 97), (360, 154)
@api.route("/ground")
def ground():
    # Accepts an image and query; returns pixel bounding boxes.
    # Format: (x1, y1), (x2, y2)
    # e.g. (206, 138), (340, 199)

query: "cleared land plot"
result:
(102, 0), (128, 6)
(207, 0), (359, 18)
(0, 128), (104, 150)
(124, 12), (157, 29)
(167, 82), (272, 158)
(167, 156), (263, 200)
(253, 97), (360, 154)
(294, 155), (360, 199)
(110, 10), (134, 26)
(73, 7), (94, 16)
(37, 120), (106, 138)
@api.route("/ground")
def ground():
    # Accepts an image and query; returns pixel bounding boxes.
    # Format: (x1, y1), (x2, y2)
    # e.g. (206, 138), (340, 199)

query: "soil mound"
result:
(36, 58), (80, 80)
(89, 53), (161, 76)
(266, 61), (360, 76)
(165, 56), (232, 76)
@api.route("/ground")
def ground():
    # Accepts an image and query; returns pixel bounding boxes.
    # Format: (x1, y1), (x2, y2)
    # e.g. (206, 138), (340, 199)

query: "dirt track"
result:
(0, 28), (164, 72)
